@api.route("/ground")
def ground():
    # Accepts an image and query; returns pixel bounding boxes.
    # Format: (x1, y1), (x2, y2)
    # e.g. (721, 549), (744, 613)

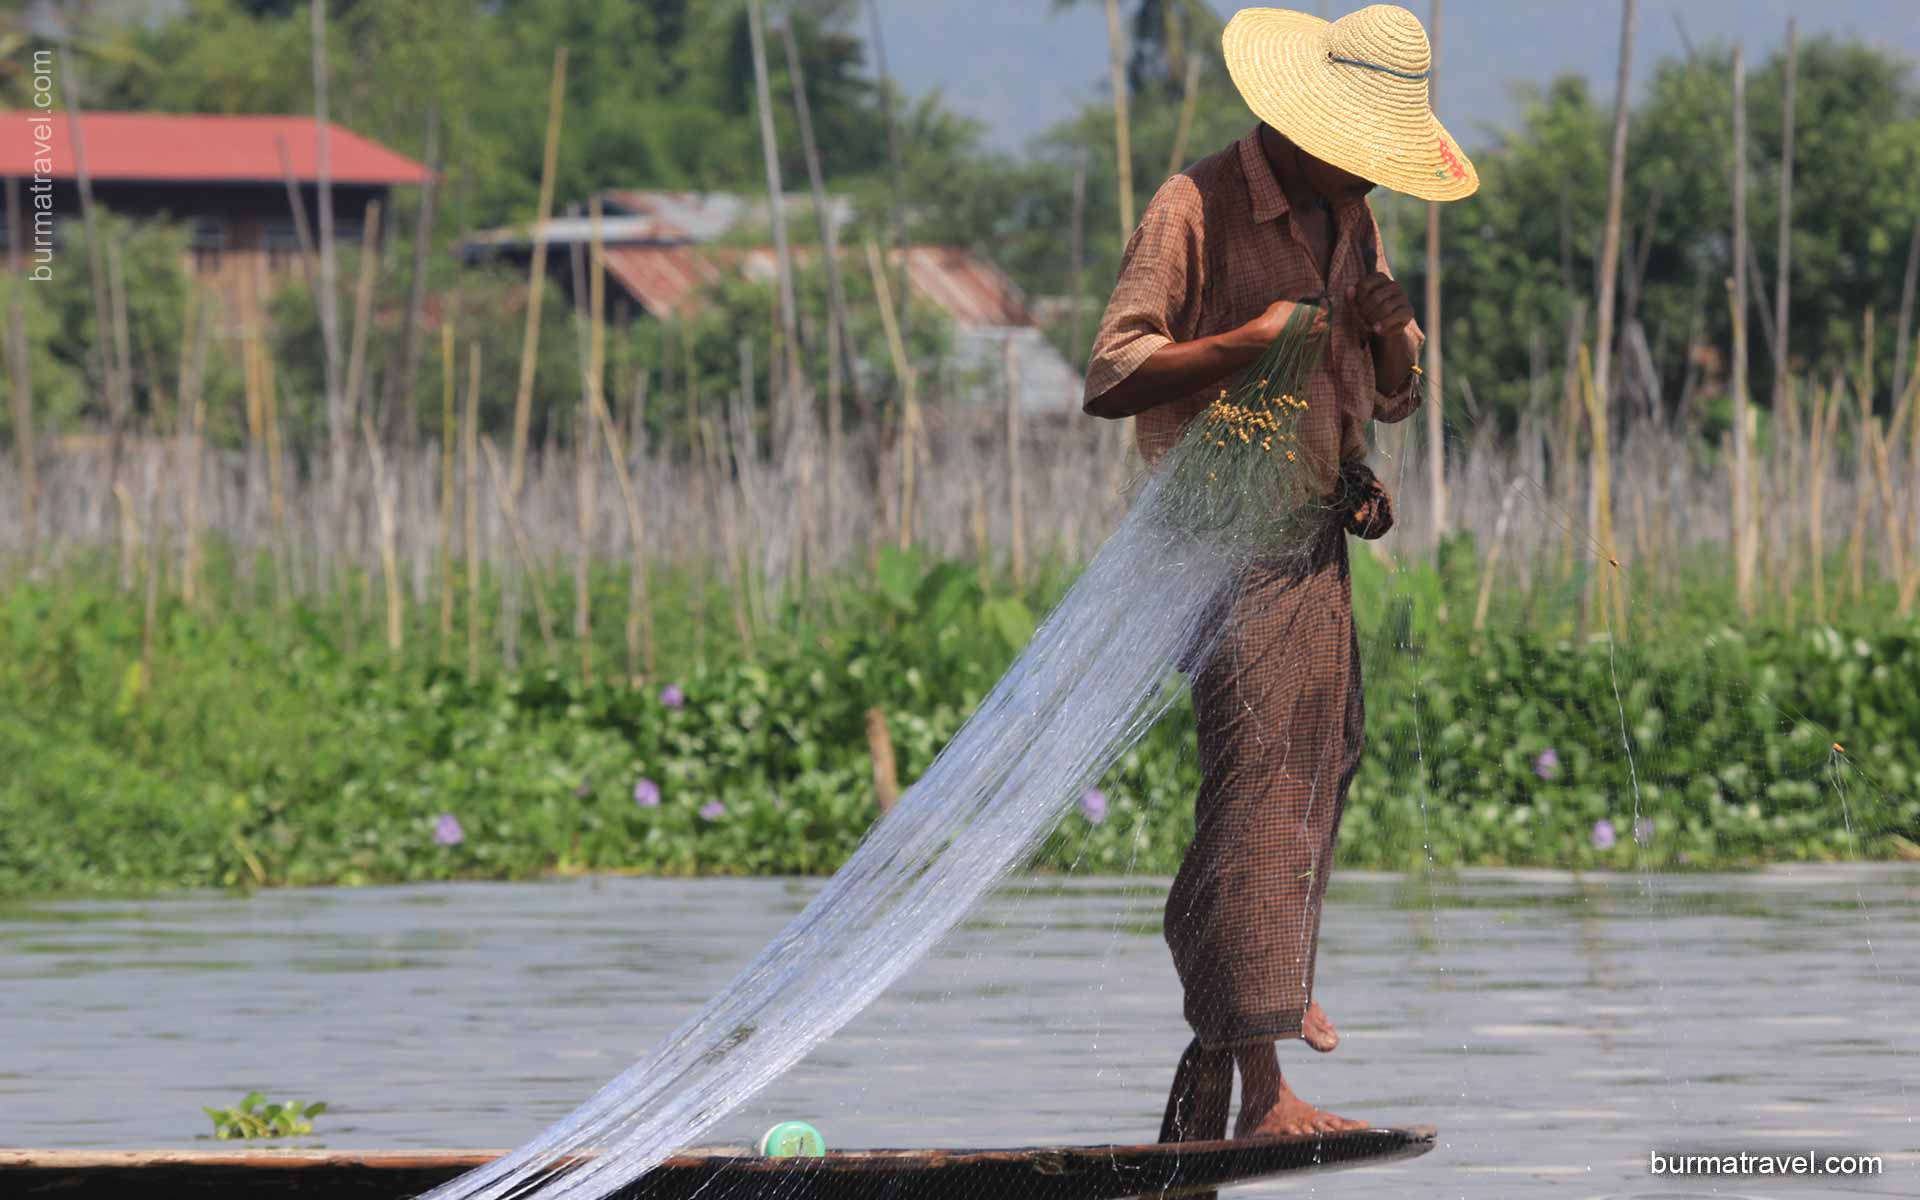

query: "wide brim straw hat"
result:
(1222, 5), (1478, 202)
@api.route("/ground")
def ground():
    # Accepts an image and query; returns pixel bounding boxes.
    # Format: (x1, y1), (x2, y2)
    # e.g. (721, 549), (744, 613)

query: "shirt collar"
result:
(1237, 127), (1290, 224)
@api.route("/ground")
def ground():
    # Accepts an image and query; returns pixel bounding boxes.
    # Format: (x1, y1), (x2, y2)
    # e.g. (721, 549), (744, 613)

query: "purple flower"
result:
(1633, 816), (1655, 847)
(574, 779), (593, 799)
(699, 800), (727, 822)
(1079, 788), (1109, 826)
(660, 684), (686, 709)
(1533, 747), (1561, 780)
(1591, 818), (1616, 851)
(633, 777), (662, 808)
(433, 813), (465, 847)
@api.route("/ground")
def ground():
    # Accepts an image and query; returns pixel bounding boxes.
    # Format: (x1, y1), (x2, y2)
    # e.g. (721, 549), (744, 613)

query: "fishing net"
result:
(392, 283), (1920, 1199)
(417, 307), (1350, 1200)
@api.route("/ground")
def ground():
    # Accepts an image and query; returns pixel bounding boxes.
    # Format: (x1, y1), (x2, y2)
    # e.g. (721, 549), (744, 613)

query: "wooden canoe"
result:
(1, 1126), (1434, 1198)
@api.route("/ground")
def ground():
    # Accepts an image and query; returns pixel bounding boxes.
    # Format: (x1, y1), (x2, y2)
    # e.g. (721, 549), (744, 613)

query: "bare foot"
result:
(1230, 1042), (1368, 1138)
(1239, 1082), (1369, 1137)
(1301, 1001), (1339, 1052)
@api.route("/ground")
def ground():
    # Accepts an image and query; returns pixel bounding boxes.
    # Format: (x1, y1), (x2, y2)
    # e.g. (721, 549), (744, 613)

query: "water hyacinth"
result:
(1079, 788), (1109, 825)
(633, 778), (662, 808)
(1591, 818), (1617, 851)
(433, 813), (465, 847)
(698, 800), (726, 822)
(1633, 816), (1655, 847)
(660, 683), (686, 709)
(1533, 747), (1560, 780)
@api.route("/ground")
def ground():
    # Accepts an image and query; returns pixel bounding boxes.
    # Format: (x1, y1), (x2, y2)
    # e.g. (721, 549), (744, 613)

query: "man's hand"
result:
(1347, 271), (1414, 339)
(1239, 296), (1329, 347)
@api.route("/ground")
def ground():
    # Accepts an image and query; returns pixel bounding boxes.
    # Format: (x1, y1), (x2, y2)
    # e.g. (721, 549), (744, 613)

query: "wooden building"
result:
(0, 110), (432, 320)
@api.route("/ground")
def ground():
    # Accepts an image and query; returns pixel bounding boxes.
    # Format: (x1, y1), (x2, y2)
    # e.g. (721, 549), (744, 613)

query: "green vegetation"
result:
(202, 1092), (328, 1141)
(4, 548), (1915, 899)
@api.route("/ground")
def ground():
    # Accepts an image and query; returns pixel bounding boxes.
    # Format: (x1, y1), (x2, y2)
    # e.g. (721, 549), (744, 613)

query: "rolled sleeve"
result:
(1082, 175), (1205, 409)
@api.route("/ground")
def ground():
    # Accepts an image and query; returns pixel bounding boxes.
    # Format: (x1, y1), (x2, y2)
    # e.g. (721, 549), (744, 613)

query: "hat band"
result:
(1327, 52), (1430, 82)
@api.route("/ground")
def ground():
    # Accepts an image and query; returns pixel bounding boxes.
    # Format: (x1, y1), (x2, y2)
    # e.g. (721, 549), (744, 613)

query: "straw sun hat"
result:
(1222, 5), (1477, 202)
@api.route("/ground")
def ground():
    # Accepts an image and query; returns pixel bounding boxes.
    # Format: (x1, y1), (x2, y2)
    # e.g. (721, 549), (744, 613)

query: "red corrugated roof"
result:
(594, 243), (1032, 328)
(0, 111), (432, 185)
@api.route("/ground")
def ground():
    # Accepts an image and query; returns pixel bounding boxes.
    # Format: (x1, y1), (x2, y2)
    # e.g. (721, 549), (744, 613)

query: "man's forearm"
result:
(1084, 326), (1268, 419)
(1371, 324), (1421, 396)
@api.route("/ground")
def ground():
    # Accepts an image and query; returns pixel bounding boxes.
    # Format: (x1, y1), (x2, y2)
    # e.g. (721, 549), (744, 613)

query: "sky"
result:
(879, 0), (1920, 152)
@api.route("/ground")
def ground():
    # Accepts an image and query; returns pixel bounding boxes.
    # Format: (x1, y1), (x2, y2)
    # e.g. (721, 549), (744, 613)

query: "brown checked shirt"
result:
(1083, 127), (1423, 497)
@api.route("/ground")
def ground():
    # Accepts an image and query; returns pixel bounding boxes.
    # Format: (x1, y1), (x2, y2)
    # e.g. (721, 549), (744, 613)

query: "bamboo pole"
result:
(179, 294), (207, 607)
(747, 0), (803, 454)
(1896, 222), (1920, 405)
(342, 200), (383, 443)
(1556, 299), (1587, 580)
(482, 435), (556, 660)
(1773, 20), (1797, 405)
(1067, 154), (1087, 412)
(970, 474), (990, 591)
(106, 237), (135, 589)
(703, 413), (755, 653)
(866, 708), (900, 813)
(1846, 311), (1875, 600)
(1103, 0), (1135, 244)
(438, 322), (457, 653)
(1473, 477), (1525, 631)
(4, 177), (37, 565)
(1587, 0), (1635, 430)
(312, 0), (347, 529)
(59, 45), (127, 507)
(586, 214), (655, 685)
(574, 199), (608, 689)
(1579, 343), (1624, 633)
(1424, 0), (1447, 543)
(507, 47), (569, 498)
(782, 17), (862, 566)
(273, 135), (319, 287)
(361, 416), (403, 656)
(866, 239), (918, 550)
(1730, 46), (1754, 615)
(1809, 375), (1838, 621)
(464, 343), (482, 675)
(259, 271), (288, 610)
(382, 106), (438, 446)
(1588, 0), (1635, 596)
(1004, 335), (1026, 587)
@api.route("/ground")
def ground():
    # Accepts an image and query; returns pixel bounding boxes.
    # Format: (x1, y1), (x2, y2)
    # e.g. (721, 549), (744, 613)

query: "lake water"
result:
(4, 867), (1917, 1198)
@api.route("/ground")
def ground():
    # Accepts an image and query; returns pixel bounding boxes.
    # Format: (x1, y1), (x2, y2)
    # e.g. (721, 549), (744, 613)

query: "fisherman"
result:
(1082, 5), (1476, 1140)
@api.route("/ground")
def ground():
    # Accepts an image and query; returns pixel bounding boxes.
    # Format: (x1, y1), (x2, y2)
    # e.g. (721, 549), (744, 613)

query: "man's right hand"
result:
(1085, 298), (1325, 419)
(1239, 297), (1329, 348)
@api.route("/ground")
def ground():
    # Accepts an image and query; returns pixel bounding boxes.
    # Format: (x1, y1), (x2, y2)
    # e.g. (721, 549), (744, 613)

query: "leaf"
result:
(873, 547), (922, 613)
(980, 598), (1035, 653)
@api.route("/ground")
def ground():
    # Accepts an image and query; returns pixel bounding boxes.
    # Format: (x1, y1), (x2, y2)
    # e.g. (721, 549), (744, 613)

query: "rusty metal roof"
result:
(600, 245), (724, 320)
(591, 244), (1031, 329)
(901, 246), (1032, 327)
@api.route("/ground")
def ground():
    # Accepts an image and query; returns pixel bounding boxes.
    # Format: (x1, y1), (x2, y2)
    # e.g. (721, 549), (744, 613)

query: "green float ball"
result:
(759, 1120), (827, 1158)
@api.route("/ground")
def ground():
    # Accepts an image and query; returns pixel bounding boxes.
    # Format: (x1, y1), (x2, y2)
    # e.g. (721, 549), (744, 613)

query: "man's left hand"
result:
(1347, 271), (1415, 339)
